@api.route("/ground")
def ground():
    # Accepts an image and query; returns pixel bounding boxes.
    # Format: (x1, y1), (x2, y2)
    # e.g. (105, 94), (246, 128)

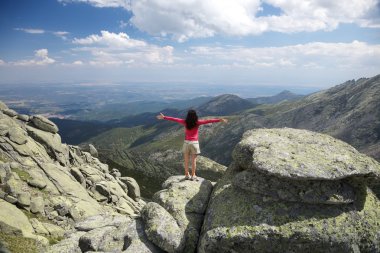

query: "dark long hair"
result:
(185, 110), (198, 130)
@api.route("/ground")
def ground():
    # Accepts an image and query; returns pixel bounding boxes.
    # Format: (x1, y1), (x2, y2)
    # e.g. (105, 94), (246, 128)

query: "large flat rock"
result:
(0, 199), (34, 237)
(233, 128), (380, 180)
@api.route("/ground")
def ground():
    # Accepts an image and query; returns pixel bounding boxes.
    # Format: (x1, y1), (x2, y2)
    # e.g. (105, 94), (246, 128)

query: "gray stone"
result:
(26, 125), (64, 156)
(75, 214), (129, 232)
(54, 202), (70, 216)
(78, 226), (120, 252)
(30, 218), (49, 235)
(111, 168), (121, 178)
(17, 114), (30, 122)
(152, 175), (213, 253)
(233, 169), (355, 204)
(17, 192), (31, 207)
(120, 176), (140, 201)
(199, 175), (380, 253)
(141, 202), (184, 253)
(3, 109), (17, 117)
(70, 167), (86, 187)
(0, 101), (8, 111)
(233, 128), (380, 180)
(95, 182), (110, 198)
(123, 218), (164, 253)
(124, 240), (165, 253)
(27, 169), (47, 189)
(0, 124), (8, 136)
(30, 196), (45, 214)
(7, 128), (28, 145)
(4, 194), (17, 204)
(0, 199), (35, 237)
(31, 115), (59, 133)
(89, 144), (98, 158)
(38, 163), (104, 220)
(46, 231), (85, 253)
(42, 222), (65, 237)
(96, 180), (128, 200)
(79, 164), (104, 184)
(9, 162), (19, 169)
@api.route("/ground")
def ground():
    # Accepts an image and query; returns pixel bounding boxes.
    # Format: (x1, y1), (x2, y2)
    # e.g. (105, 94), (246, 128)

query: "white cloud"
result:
(58, 0), (380, 41)
(72, 60), (84, 65)
(12, 49), (56, 66)
(0, 59), (5, 66)
(58, 0), (130, 9)
(189, 41), (380, 69)
(119, 20), (129, 29)
(53, 31), (70, 40)
(73, 30), (147, 48)
(128, 0), (379, 41)
(72, 31), (174, 65)
(15, 28), (45, 34)
(15, 28), (70, 40)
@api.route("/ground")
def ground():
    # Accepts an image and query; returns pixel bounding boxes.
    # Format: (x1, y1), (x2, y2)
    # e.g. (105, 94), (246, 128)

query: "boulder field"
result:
(1, 100), (379, 253)
(0, 102), (144, 252)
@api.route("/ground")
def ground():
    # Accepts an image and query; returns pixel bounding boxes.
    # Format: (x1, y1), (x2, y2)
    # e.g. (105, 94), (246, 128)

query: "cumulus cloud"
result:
(0, 59), (5, 66)
(58, 0), (380, 41)
(58, 0), (130, 9)
(72, 30), (174, 65)
(189, 41), (380, 69)
(129, 0), (380, 41)
(12, 49), (56, 66)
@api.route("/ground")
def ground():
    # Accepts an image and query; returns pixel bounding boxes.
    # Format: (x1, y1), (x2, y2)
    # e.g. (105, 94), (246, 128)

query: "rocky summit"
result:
(0, 102), (145, 252)
(199, 128), (380, 253)
(1, 99), (380, 253)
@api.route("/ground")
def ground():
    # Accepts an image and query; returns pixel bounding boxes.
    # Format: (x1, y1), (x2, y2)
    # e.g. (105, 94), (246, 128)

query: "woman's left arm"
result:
(198, 118), (228, 125)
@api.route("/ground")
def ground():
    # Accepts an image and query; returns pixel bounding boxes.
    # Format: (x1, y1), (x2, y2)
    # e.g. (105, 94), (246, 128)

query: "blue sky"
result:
(0, 0), (379, 89)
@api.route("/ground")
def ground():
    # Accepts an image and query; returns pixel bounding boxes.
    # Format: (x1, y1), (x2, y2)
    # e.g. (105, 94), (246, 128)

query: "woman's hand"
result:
(220, 118), (228, 123)
(156, 113), (164, 120)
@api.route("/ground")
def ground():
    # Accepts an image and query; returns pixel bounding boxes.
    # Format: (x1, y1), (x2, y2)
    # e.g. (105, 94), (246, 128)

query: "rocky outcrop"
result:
(153, 176), (213, 253)
(0, 102), (145, 252)
(31, 115), (59, 133)
(198, 128), (380, 253)
(142, 202), (184, 253)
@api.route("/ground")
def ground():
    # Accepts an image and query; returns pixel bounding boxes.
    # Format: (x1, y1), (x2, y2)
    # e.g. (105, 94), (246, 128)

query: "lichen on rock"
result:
(199, 128), (380, 253)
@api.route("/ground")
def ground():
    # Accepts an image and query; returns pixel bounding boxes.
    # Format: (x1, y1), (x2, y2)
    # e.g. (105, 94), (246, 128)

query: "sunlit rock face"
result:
(198, 128), (380, 253)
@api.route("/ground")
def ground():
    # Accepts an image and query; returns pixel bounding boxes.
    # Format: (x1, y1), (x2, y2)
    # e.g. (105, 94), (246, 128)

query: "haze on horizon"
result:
(0, 0), (379, 89)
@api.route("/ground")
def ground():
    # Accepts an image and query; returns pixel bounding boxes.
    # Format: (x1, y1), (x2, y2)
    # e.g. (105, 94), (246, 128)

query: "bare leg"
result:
(191, 154), (197, 177)
(184, 152), (190, 176)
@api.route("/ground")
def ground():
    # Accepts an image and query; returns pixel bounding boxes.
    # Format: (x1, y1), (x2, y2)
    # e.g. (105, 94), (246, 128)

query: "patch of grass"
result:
(21, 209), (51, 224)
(11, 168), (31, 182)
(47, 235), (64, 245)
(0, 233), (40, 253)
(21, 209), (37, 219)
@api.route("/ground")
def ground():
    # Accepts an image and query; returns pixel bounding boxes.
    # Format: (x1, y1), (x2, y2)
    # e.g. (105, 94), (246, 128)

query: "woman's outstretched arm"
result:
(198, 118), (228, 125)
(156, 113), (185, 125)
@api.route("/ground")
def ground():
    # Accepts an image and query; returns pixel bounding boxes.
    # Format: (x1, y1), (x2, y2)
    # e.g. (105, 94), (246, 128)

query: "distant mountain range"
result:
(247, 90), (304, 104)
(201, 75), (380, 164)
(196, 94), (255, 116)
(52, 90), (298, 144)
(52, 76), (380, 190)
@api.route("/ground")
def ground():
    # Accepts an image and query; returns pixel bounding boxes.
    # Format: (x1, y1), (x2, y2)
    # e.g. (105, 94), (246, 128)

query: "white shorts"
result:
(182, 140), (201, 155)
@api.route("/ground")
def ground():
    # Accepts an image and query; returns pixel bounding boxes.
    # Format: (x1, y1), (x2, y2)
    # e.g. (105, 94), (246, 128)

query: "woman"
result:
(157, 110), (227, 181)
